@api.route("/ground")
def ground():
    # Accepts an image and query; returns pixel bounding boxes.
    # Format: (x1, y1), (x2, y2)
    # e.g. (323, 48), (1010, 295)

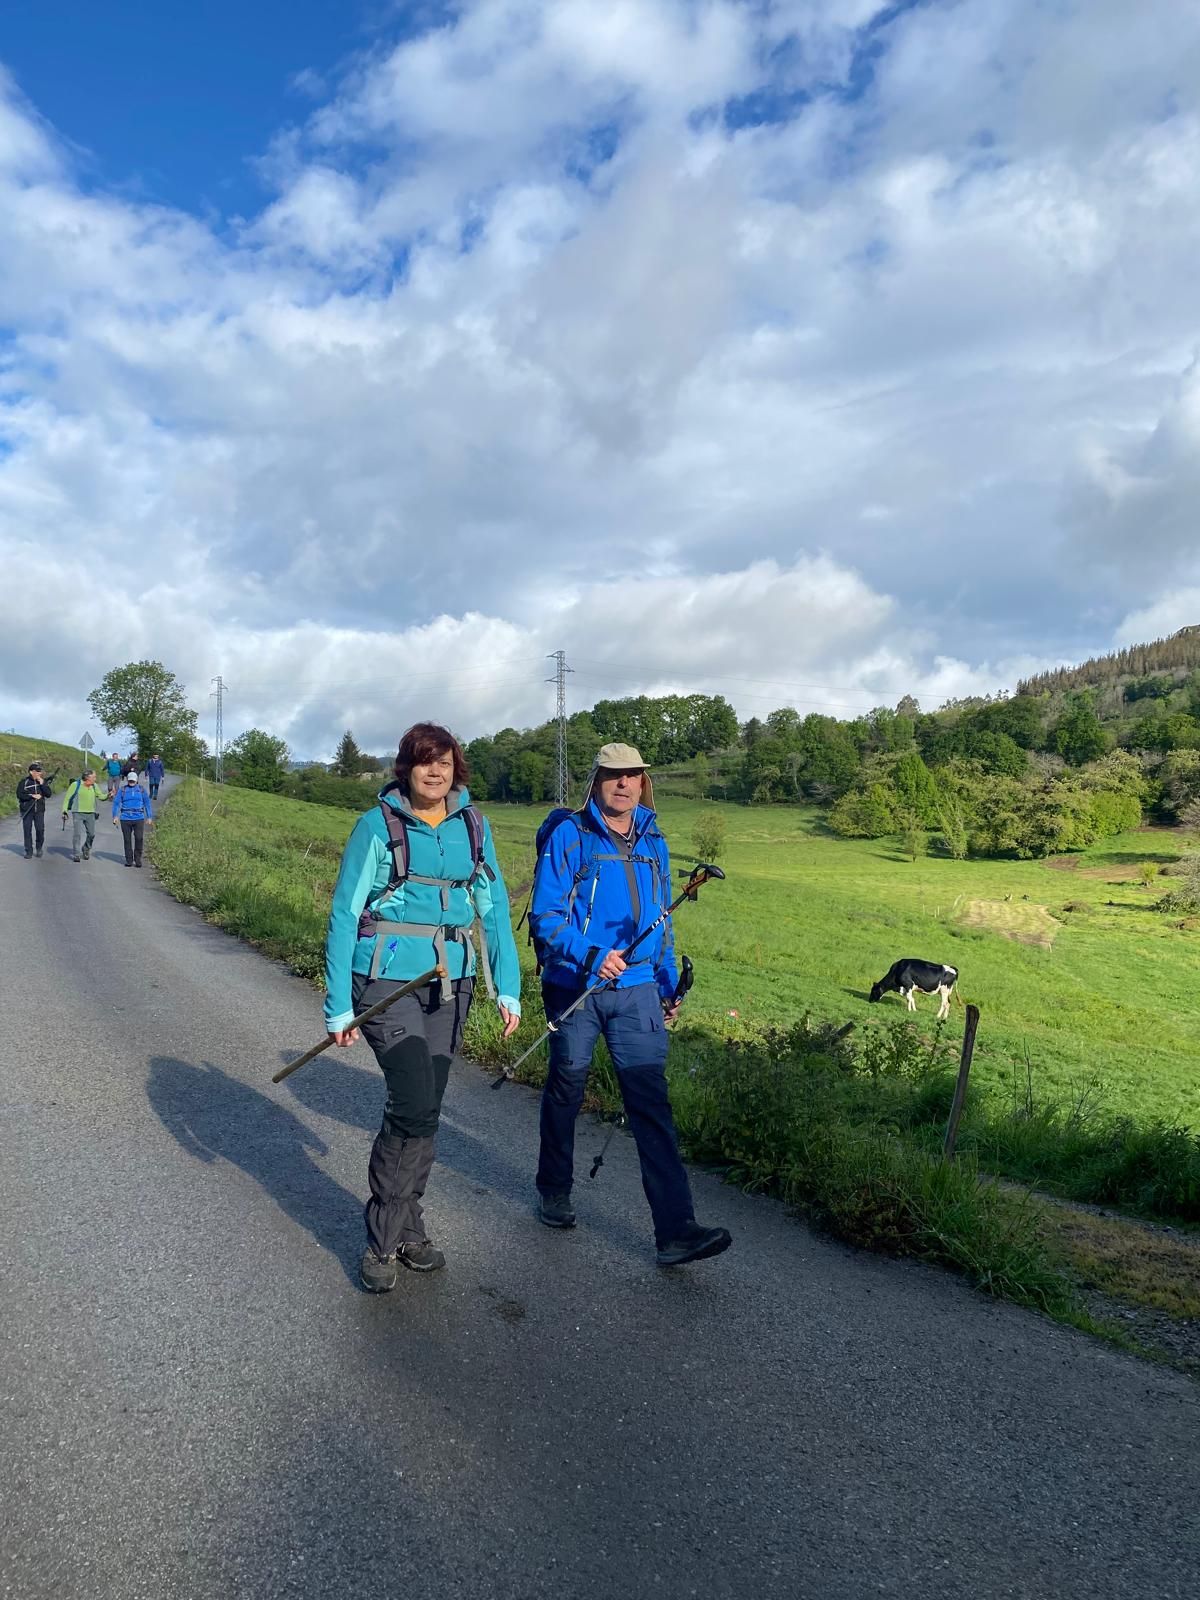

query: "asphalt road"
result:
(2, 788), (1198, 1600)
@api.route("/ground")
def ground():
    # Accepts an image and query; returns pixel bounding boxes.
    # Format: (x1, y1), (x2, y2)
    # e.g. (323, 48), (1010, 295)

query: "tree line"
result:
(85, 650), (1200, 859)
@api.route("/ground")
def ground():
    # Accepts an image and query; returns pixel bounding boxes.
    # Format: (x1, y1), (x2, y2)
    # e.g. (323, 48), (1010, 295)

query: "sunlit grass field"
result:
(151, 777), (1200, 1126)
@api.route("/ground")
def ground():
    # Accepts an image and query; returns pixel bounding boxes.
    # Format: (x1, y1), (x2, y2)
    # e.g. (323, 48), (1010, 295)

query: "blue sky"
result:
(1, 0), (379, 213)
(1, 0), (1199, 758)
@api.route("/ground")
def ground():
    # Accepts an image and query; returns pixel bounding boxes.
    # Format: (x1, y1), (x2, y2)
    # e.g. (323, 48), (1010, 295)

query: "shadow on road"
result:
(147, 1055), (363, 1284)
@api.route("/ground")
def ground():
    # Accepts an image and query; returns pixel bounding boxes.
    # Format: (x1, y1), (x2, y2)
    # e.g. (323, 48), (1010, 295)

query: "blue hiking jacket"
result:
(530, 799), (678, 1001)
(323, 785), (521, 1032)
(112, 786), (153, 822)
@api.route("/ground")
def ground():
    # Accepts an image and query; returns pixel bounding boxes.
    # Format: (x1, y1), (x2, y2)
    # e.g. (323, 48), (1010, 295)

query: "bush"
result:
(691, 808), (727, 864)
(1157, 855), (1200, 915)
(673, 1019), (1073, 1310)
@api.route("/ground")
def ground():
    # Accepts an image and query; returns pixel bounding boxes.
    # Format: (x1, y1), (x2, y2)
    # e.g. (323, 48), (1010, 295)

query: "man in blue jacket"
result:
(530, 743), (732, 1267)
(146, 753), (165, 799)
(112, 771), (154, 866)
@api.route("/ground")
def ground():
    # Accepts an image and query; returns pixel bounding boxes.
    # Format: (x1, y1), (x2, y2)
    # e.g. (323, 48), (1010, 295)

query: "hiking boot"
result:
(81, 847), (90, 860)
(135, 862), (143, 868)
(537, 1192), (576, 1229)
(360, 1248), (399, 1293)
(34, 848), (43, 858)
(23, 851), (32, 859)
(72, 855), (81, 863)
(656, 1222), (733, 1268)
(399, 1240), (446, 1273)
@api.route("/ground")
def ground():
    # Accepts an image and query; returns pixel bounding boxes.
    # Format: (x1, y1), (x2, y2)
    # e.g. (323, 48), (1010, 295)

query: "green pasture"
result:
(1, 732), (105, 820)
(151, 779), (1200, 1127)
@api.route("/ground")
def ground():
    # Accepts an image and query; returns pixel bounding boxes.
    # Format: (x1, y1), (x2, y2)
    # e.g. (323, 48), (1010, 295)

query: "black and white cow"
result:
(869, 959), (959, 1021)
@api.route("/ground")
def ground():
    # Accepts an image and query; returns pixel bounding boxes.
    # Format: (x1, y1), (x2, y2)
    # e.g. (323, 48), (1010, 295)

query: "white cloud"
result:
(2, 0), (1200, 752)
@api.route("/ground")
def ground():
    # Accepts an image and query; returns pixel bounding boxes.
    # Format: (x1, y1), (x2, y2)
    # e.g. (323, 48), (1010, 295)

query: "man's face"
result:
(595, 768), (643, 816)
(83, 773), (95, 786)
(30, 767), (43, 781)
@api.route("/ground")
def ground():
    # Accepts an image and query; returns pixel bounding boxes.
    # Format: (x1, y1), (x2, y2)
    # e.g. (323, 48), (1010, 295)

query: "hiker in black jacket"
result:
(16, 762), (53, 859)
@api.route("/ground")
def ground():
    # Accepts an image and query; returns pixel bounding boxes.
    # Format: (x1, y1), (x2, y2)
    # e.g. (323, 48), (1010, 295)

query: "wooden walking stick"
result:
(272, 964), (445, 1084)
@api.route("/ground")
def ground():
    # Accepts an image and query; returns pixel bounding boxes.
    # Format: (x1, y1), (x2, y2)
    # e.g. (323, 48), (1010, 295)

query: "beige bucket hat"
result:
(580, 742), (655, 810)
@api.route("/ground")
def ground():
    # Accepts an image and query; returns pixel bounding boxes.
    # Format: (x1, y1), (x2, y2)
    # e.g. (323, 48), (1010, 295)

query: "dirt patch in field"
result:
(959, 898), (1062, 946)
(1044, 856), (1146, 881)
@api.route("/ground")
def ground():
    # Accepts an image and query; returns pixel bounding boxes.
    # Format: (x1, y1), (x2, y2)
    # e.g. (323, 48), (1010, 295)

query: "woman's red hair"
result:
(394, 722), (469, 793)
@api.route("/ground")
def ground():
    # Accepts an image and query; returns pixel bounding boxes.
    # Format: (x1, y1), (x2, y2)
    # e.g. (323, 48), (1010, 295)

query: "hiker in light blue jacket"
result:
(325, 721), (521, 1293)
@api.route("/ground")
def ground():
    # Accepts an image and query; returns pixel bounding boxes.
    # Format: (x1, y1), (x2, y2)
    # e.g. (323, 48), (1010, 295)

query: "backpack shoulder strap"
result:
(378, 802), (411, 894)
(462, 804), (495, 882)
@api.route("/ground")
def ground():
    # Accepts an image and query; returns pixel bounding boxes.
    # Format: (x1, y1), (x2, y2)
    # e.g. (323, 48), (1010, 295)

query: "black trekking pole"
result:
(589, 955), (694, 1181)
(490, 863), (724, 1090)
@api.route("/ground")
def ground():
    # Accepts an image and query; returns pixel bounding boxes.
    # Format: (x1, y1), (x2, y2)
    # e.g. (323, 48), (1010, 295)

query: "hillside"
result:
(1017, 627), (1200, 701)
(0, 732), (107, 820)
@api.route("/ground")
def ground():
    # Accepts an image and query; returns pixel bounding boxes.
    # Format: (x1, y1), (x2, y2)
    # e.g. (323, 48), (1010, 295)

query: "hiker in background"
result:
(529, 743), (732, 1268)
(112, 770), (154, 867)
(121, 753), (140, 783)
(62, 769), (100, 862)
(105, 754), (122, 798)
(16, 761), (53, 859)
(325, 721), (522, 1294)
(146, 753), (165, 800)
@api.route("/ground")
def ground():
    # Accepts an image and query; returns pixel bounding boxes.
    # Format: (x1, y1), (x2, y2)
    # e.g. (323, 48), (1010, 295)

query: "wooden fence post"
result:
(943, 1004), (980, 1162)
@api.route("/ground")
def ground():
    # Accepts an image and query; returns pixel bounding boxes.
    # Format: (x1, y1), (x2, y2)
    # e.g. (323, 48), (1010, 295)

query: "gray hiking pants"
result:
(352, 973), (473, 1258)
(71, 812), (97, 857)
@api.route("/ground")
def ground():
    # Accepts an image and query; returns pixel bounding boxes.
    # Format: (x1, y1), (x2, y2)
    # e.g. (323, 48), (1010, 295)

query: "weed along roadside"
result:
(149, 776), (1200, 1365)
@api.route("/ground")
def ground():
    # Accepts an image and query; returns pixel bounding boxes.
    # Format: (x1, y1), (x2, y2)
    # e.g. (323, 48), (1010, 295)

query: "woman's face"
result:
(409, 751), (454, 806)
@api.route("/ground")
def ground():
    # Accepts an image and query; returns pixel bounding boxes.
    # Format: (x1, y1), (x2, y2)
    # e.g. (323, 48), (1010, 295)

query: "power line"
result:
(569, 668), (881, 715)
(563, 659), (883, 716)
(546, 650), (573, 804)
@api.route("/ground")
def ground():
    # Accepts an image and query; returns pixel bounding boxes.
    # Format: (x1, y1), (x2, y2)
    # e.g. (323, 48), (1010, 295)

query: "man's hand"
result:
(498, 1004), (519, 1039)
(329, 1028), (360, 1047)
(597, 949), (627, 982)
(662, 1000), (682, 1025)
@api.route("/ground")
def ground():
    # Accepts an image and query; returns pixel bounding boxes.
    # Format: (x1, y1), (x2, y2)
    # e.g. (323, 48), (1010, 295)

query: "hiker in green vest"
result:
(62, 769), (100, 862)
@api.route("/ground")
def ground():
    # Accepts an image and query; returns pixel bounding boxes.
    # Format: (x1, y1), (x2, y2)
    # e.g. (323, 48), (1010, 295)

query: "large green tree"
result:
(333, 729), (366, 778)
(88, 660), (199, 759)
(225, 728), (290, 792)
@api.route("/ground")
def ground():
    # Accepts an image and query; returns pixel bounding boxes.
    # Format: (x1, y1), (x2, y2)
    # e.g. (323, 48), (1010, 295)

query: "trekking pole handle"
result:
(490, 869), (722, 1091)
(272, 964), (445, 1084)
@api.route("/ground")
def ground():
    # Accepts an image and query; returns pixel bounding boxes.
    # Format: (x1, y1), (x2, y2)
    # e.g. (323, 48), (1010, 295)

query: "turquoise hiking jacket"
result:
(324, 785), (521, 1032)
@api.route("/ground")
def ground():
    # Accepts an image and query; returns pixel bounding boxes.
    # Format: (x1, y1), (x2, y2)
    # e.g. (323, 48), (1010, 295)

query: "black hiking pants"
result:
(353, 973), (473, 1259)
(21, 805), (45, 854)
(120, 819), (145, 865)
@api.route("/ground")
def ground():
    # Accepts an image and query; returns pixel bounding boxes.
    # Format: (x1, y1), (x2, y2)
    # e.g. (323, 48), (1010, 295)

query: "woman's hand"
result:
(328, 1028), (360, 1047)
(498, 1004), (519, 1039)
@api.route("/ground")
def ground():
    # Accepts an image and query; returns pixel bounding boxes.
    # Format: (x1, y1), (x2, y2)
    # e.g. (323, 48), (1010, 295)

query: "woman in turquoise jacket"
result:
(325, 722), (521, 1293)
